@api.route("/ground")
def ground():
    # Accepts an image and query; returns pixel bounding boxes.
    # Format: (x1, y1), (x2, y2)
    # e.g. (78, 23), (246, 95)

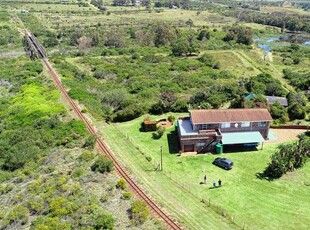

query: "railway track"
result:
(24, 30), (183, 230)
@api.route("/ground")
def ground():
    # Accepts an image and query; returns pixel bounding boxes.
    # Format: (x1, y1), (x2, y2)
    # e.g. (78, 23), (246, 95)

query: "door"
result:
(184, 144), (194, 152)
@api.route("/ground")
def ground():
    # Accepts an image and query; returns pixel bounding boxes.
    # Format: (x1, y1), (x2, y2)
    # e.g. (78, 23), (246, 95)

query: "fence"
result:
(111, 124), (255, 229)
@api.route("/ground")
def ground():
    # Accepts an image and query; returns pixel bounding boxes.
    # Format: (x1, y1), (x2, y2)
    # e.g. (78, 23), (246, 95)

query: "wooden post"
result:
(160, 145), (163, 171)
(261, 141), (264, 150)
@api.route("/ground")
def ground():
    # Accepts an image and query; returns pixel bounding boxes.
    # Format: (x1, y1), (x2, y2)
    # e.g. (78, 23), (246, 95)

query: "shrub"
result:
(77, 151), (95, 162)
(122, 192), (132, 200)
(91, 155), (113, 174)
(116, 178), (126, 190)
(145, 156), (152, 162)
(71, 167), (84, 178)
(95, 214), (114, 230)
(167, 115), (175, 123)
(6, 205), (29, 226)
(152, 126), (166, 139)
(83, 135), (96, 149)
(130, 200), (150, 225)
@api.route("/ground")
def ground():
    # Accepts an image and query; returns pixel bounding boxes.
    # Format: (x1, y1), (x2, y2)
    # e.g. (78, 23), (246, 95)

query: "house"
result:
(264, 96), (288, 107)
(245, 93), (288, 107)
(177, 109), (272, 153)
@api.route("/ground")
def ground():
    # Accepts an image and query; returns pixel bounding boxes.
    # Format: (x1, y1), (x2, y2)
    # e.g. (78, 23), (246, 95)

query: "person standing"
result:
(218, 179), (222, 187)
(204, 175), (207, 184)
(213, 181), (216, 188)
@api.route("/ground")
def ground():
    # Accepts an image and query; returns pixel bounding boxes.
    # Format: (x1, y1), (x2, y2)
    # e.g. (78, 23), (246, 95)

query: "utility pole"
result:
(160, 145), (163, 171)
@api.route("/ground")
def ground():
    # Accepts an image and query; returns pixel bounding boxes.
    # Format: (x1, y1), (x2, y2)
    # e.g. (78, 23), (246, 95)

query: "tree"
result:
(153, 24), (177, 47)
(288, 103), (306, 120)
(270, 100), (288, 122)
(171, 34), (198, 56)
(197, 30), (210, 41)
(223, 25), (253, 45)
(104, 29), (126, 48)
(263, 134), (310, 179)
(141, 0), (151, 7)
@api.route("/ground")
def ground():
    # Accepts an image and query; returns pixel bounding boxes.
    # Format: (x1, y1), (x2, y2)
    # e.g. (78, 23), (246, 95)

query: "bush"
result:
(116, 178), (126, 190)
(152, 126), (165, 139)
(122, 192), (132, 200)
(95, 214), (114, 230)
(77, 151), (95, 162)
(91, 155), (113, 174)
(130, 200), (150, 225)
(71, 167), (84, 178)
(83, 135), (96, 149)
(167, 115), (175, 123)
(145, 156), (152, 162)
(6, 205), (29, 226)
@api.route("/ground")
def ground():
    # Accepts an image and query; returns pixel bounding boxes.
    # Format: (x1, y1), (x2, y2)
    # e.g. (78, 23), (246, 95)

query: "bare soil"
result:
(267, 128), (307, 144)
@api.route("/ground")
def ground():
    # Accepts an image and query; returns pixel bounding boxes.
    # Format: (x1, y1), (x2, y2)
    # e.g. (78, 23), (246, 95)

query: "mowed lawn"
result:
(99, 113), (310, 230)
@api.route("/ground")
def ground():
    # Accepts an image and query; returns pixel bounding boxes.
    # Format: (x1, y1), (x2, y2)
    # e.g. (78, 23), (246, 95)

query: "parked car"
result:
(213, 157), (234, 170)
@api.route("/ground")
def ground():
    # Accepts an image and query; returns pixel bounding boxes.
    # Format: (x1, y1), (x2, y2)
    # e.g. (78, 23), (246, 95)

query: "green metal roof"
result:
(221, 131), (264, 145)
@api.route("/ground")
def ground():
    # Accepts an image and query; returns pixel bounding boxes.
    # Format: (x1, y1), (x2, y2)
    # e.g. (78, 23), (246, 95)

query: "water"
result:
(257, 44), (270, 53)
(304, 41), (310, 45)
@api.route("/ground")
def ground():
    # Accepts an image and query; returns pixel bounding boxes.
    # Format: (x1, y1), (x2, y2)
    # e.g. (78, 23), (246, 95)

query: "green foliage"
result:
(122, 192), (132, 200)
(197, 29), (210, 41)
(288, 103), (306, 120)
(198, 53), (217, 68)
(71, 167), (84, 178)
(223, 25), (254, 45)
(246, 73), (286, 97)
(116, 178), (126, 190)
(145, 156), (152, 162)
(83, 135), (97, 149)
(153, 126), (166, 139)
(30, 216), (71, 230)
(95, 214), (114, 230)
(5, 205), (29, 226)
(91, 155), (114, 174)
(171, 99), (189, 112)
(283, 69), (310, 91)
(270, 101), (288, 123)
(263, 135), (310, 179)
(77, 151), (96, 162)
(49, 196), (77, 216)
(167, 115), (176, 123)
(0, 184), (13, 195)
(4, 83), (65, 128)
(130, 200), (150, 225)
(171, 34), (199, 56)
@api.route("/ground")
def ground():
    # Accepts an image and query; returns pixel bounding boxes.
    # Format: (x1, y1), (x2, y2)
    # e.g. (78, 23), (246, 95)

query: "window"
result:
(221, 123), (230, 128)
(196, 143), (205, 147)
(202, 124), (208, 129)
(241, 122), (250, 127)
(258, 122), (267, 127)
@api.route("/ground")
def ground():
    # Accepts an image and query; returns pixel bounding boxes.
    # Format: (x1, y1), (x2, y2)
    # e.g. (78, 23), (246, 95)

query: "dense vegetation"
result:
(0, 57), (157, 229)
(263, 132), (310, 179)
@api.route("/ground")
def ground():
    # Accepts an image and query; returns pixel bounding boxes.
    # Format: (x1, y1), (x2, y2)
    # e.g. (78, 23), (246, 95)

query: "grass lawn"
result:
(98, 113), (310, 229)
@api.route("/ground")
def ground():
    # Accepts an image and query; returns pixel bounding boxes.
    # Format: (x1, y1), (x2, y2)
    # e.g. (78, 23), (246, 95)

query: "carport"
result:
(221, 131), (265, 146)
